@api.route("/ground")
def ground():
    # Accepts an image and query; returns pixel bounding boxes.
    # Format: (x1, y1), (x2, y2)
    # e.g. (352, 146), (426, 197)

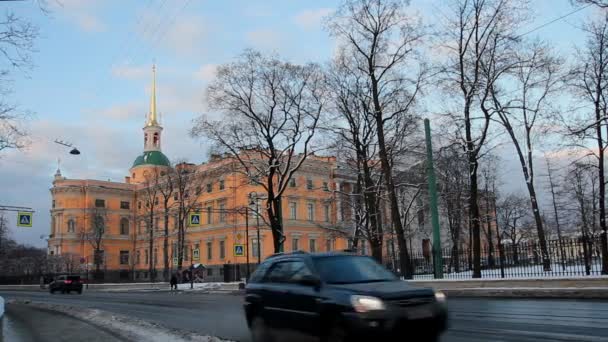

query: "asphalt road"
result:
(1, 290), (608, 342)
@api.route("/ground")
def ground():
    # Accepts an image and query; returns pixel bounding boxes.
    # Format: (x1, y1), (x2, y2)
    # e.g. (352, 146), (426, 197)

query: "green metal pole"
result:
(425, 119), (443, 279)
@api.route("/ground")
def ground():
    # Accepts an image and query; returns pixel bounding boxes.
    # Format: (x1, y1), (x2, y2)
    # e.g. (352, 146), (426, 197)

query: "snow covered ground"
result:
(7, 300), (232, 342)
(0, 295), (4, 317)
(412, 262), (603, 280)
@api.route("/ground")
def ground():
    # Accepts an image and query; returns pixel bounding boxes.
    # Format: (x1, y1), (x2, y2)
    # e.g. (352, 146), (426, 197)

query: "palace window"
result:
(324, 204), (330, 222)
(309, 239), (317, 253)
(206, 183), (212, 193)
(306, 179), (313, 190)
(219, 240), (225, 259)
(292, 238), (299, 251)
(207, 241), (213, 260)
(120, 251), (129, 265)
(289, 178), (296, 188)
(219, 203), (226, 223)
(289, 202), (297, 220)
(120, 201), (130, 209)
(219, 179), (225, 190)
(120, 218), (129, 235)
(67, 219), (75, 233)
(307, 203), (314, 221)
(326, 239), (333, 252)
(95, 199), (105, 208)
(322, 181), (329, 191)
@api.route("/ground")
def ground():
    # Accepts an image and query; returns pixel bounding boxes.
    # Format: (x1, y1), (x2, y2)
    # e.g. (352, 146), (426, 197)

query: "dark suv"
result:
(49, 275), (84, 294)
(244, 252), (447, 342)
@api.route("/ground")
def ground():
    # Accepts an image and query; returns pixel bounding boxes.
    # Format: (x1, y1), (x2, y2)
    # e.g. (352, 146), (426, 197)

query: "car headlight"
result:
(435, 291), (447, 303)
(350, 295), (385, 313)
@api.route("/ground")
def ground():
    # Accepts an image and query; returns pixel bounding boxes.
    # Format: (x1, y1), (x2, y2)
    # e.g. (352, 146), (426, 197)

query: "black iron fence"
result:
(402, 237), (604, 279)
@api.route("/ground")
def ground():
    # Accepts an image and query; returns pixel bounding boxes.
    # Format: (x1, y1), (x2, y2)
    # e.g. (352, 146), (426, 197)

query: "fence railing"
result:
(400, 237), (605, 279)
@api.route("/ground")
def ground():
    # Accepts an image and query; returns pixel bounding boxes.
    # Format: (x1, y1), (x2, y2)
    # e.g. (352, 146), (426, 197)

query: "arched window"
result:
(153, 132), (159, 146)
(67, 219), (75, 233)
(144, 133), (148, 145)
(120, 218), (129, 235)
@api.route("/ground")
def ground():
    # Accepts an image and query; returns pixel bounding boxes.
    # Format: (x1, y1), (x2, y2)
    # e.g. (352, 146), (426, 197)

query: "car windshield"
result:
(313, 255), (397, 284)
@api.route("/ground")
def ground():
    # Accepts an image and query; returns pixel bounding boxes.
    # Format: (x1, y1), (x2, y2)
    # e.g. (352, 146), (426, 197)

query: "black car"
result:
(49, 275), (84, 294)
(244, 251), (447, 342)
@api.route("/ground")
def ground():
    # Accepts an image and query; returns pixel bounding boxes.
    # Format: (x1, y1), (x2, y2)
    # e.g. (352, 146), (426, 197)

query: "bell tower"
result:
(143, 64), (162, 152)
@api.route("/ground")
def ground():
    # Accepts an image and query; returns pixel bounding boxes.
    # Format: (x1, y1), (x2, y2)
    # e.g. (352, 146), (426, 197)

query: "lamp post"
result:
(245, 206), (250, 281)
(249, 192), (262, 264)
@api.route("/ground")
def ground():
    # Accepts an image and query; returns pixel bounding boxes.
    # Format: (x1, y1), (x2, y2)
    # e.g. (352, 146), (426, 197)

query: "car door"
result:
(281, 259), (322, 337)
(260, 260), (294, 330)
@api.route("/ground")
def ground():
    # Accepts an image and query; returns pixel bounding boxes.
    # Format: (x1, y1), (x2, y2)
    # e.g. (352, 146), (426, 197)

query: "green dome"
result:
(132, 151), (171, 168)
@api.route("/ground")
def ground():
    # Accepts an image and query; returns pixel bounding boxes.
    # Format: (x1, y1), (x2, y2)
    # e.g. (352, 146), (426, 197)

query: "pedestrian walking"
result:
(170, 273), (178, 290)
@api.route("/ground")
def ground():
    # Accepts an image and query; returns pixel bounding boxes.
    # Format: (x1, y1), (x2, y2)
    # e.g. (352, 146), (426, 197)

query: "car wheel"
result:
(250, 316), (273, 342)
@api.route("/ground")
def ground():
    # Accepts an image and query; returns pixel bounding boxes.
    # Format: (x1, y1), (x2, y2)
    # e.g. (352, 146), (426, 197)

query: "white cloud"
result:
(294, 8), (333, 31)
(138, 10), (209, 58)
(194, 64), (218, 83)
(111, 64), (150, 81)
(51, 0), (106, 33)
(245, 29), (284, 51)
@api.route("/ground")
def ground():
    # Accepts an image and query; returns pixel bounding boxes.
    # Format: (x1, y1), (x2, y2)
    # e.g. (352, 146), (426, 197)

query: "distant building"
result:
(48, 66), (357, 282)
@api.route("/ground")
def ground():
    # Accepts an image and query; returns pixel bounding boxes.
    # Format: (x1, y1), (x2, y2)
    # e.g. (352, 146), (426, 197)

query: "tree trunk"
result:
(499, 117), (551, 271)
(370, 76), (411, 278)
(469, 157), (482, 278)
(484, 183), (495, 268)
(148, 224), (154, 282)
(527, 183), (551, 271)
(163, 209), (169, 281)
(547, 159), (566, 271)
(362, 161), (383, 263)
(512, 243), (519, 266)
(596, 108), (608, 274)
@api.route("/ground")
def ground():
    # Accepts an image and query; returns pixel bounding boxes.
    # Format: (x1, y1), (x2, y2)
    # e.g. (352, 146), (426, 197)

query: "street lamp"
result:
(249, 192), (261, 265)
(54, 139), (81, 155)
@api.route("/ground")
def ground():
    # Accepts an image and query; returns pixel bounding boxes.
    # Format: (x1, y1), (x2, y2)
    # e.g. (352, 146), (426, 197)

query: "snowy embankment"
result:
(176, 282), (239, 291)
(0, 295), (4, 317)
(7, 299), (232, 342)
(412, 262), (603, 280)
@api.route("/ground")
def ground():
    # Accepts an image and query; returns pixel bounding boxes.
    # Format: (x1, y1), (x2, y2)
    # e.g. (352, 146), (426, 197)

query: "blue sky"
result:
(0, 0), (597, 246)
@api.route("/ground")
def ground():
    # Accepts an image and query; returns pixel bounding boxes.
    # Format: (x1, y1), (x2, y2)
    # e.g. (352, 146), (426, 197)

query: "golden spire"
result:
(147, 64), (158, 126)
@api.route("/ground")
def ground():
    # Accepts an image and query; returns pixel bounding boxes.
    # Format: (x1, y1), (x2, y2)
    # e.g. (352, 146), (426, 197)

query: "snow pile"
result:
(0, 295), (4, 317)
(9, 300), (232, 342)
(412, 262), (604, 280)
(176, 282), (223, 291)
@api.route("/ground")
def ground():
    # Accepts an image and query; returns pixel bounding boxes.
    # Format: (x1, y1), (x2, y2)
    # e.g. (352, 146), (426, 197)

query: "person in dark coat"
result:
(170, 274), (178, 290)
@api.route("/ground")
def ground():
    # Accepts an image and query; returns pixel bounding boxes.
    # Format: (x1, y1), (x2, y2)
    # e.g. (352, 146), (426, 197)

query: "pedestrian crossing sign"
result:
(17, 212), (32, 227)
(234, 244), (245, 257)
(189, 213), (201, 227)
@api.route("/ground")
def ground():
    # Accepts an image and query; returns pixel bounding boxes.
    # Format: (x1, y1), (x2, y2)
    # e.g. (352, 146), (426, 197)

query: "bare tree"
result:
(488, 40), (564, 271)
(574, 0), (608, 7)
(439, 0), (525, 278)
(0, 9), (40, 154)
(568, 14), (608, 274)
(497, 193), (534, 265)
(172, 163), (206, 271)
(191, 50), (326, 252)
(436, 144), (468, 272)
(154, 166), (175, 281)
(83, 207), (106, 277)
(326, 53), (385, 262)
(140, 168), (162, 281)
(566, 161), (597, 274)
(544, 155), (567, 270)
(0, 213), (8, 256)
(327, 0), (425, 278)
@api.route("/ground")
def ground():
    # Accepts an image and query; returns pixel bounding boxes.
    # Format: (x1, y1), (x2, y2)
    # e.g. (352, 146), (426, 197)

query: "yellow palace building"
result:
(48, 67), (359, 282)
